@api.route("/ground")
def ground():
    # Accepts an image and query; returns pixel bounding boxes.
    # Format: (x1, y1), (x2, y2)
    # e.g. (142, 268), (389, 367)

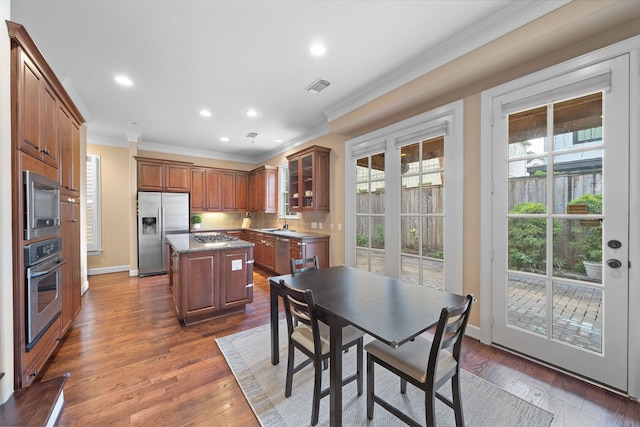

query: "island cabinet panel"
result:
(184, 254), (218, 313)
(220, 248), (254, 308)
(169, 242), (254, 326)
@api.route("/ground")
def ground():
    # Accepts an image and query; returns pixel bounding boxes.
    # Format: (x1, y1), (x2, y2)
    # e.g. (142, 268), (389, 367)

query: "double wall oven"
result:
(23, 170), (65, 351)
(24, 237), (65, 351)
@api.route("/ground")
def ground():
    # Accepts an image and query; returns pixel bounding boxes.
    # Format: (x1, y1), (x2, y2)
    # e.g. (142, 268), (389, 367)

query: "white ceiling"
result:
(10, 1), (567, 163)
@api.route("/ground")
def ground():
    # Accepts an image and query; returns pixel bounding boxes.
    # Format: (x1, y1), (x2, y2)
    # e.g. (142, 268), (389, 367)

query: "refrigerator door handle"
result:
(158, 207), (163, 241)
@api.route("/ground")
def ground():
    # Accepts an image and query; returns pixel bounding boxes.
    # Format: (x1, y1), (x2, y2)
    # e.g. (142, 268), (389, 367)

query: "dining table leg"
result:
(270, 280), (280, 365)
(328, 314), (343, 426)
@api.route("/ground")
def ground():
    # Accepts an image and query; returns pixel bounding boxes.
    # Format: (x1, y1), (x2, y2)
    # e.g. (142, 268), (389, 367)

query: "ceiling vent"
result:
(305, 78), (331, 94)
(245, 132), (258, 139)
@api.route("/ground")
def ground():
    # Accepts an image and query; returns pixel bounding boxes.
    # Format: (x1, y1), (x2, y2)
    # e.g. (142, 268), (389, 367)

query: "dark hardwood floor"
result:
(39, 268), (639, 426)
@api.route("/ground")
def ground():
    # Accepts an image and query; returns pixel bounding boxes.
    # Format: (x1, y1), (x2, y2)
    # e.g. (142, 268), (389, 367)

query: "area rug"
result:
(216, 322), (554, 427)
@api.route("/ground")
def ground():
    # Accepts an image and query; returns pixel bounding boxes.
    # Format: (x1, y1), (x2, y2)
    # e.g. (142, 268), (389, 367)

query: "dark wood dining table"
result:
(269, 265), (467, 426)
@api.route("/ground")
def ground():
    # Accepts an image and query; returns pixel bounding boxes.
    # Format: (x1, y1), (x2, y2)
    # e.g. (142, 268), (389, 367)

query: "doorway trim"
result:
(481, 35), (640, 398)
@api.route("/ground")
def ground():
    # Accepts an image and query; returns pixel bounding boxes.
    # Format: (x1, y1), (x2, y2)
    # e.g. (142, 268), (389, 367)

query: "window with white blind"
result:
(86, 154), (102, 255)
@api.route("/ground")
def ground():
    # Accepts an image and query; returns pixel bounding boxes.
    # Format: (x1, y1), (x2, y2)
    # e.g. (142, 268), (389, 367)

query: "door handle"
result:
(607, 259), (622, 269)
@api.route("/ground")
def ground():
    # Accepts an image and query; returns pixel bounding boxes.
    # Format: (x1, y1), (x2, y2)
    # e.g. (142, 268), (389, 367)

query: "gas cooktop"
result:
(192, 233), (238, 244)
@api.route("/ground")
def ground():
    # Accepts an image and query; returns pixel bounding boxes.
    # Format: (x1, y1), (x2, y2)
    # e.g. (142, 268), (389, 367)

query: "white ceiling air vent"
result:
(245, 132), (258, 143)
(305, 78), (331, 94)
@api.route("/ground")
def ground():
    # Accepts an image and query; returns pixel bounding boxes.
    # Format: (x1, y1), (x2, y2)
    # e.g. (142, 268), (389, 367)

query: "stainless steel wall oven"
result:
(24, 237), (65, 351)
(24, 170), (61, 241)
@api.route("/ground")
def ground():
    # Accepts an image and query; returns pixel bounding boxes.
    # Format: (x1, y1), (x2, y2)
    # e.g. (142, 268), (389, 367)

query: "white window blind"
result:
(86, 154), (102, 255)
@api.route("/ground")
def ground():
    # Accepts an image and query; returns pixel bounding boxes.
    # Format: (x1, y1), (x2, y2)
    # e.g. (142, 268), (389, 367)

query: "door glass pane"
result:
(508, 106), (547, 157)
(356, 183), (369, 214)
(400, 136), (445, 289)
(552, 280), (602, 353)
(506, 92), (606, 351)
(355, 154), (385, 274)
(507, 273), (547, 336)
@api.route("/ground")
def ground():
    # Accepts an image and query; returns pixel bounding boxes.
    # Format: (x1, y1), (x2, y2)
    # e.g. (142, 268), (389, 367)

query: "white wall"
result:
(0, 0), (15, 403)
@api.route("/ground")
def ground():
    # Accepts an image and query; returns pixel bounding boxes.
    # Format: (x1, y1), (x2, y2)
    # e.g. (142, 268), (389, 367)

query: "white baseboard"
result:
(81, 280), (89, 295)
(129, 269), (139, 277)
(466, 324), (481, 341)
(87, 265), (130, 276)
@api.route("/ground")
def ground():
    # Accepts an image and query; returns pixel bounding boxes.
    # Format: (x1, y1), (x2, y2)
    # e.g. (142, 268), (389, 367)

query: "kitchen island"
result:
(166, 233), (254, 325)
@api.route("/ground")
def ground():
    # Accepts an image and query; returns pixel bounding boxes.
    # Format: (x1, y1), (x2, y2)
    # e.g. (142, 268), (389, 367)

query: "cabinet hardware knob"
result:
(246, 283), (254, 288)
(32, 371), (38, 377)
(246, 260), (254, 264)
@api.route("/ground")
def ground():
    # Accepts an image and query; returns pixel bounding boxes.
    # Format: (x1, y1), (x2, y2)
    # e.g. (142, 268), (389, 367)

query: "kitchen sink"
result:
(260, 228), (295, 233)
(259, 228), (280, 232)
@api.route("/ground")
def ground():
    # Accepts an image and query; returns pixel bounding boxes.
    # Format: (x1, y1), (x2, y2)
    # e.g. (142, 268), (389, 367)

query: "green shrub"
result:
(508, 202), (547, 272)
(568, 194), (602, 264)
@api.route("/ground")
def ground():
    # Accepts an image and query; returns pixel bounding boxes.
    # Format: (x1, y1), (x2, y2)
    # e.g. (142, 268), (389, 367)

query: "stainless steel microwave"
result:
(24, 171), (61, 240)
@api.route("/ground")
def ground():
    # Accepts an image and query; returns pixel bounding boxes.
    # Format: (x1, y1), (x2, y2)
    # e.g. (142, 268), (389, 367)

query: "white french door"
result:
(490, 55), (629, 391)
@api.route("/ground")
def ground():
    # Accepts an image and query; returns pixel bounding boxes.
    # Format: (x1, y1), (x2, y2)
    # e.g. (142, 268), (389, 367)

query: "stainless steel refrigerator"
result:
(138, 192), (189, 276)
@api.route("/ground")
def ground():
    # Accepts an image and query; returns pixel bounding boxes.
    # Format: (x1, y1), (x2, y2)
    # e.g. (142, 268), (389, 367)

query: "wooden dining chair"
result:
(365, 294), (474, 427)
(280, 279), (364, 426)
(290, 255), (319, 274)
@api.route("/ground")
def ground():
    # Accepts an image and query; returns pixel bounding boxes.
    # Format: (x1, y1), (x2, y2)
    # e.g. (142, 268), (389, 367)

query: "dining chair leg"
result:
(400, 378), (408, 394)
(451, 371), (465, 427)
(366, 353), (374, 419)
(425, 386), (436, 427)
(285, 344), (295, 397)
(311, 360), (323, 426)
(356, 337), (364, 395)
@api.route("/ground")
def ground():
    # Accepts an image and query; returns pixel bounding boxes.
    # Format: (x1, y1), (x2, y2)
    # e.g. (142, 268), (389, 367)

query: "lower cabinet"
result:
(169, 245), (253, 325)
(289, 237), (329, 269)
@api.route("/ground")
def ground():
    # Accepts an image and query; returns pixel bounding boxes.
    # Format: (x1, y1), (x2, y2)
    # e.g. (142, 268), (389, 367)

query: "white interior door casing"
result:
(481, 37), (640, 397)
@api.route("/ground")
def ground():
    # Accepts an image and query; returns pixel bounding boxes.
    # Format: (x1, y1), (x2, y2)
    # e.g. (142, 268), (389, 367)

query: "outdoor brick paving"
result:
(508, 274), (603, 353)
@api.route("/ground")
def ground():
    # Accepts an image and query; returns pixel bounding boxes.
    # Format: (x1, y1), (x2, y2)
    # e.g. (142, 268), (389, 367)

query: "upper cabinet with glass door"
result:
(287, 145), (331, 212)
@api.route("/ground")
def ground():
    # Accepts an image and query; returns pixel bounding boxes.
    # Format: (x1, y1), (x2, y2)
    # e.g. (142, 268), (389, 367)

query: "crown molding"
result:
(324, 0), (570, 123)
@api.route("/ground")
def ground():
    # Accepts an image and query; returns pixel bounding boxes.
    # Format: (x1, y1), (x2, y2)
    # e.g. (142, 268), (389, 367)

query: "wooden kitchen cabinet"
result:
(9, 21), (85, 389)
(289, 236), (330, 269)
(168, 245), (254, 325)
(221, 170), (249, 212)
(136, 157), (191, 192)
(249, 166), (277, 213)
(190, 167), (206, 211)
(287, 146), (330, 212)
(220, 248), (254, 309)
(59, 105), (81, 196)
(15, 49), (60, 169)
(61, 196), (81, 336)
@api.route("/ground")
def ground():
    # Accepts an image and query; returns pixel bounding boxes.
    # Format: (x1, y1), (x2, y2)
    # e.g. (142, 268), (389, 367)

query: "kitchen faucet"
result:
(277, 214), (288, 229)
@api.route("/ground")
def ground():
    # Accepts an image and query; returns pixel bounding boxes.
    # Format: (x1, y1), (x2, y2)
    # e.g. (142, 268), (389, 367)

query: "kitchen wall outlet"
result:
(338, 223), (342, 231)
(311, 222), (317, 229)
(330, 223), (334, 230)
(318, 223), (323, 229)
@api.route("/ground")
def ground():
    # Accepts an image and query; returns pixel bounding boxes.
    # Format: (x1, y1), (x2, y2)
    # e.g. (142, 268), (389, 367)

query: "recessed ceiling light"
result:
(245, 109), (259, 118)
(220, 137), (229, 142)
(310, 42), (326, 56)
(114, 75), (133, 86)
(200, 110), (212, 117)
(127, 120), (137, 125)
(275, 139), (282, 143)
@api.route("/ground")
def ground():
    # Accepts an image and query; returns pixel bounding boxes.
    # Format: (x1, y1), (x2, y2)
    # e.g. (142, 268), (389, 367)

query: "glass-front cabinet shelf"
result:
(287, 145), (331, 212)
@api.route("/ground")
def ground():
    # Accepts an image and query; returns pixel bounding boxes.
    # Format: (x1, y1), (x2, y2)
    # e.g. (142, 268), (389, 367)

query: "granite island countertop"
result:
(166, 232), (254, 254)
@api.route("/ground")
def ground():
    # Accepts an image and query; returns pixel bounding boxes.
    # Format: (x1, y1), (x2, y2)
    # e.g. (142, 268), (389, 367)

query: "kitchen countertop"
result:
(166, 233), (254, 254)
(246, 228), (330, 239)
(190, 227), (330, 239)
